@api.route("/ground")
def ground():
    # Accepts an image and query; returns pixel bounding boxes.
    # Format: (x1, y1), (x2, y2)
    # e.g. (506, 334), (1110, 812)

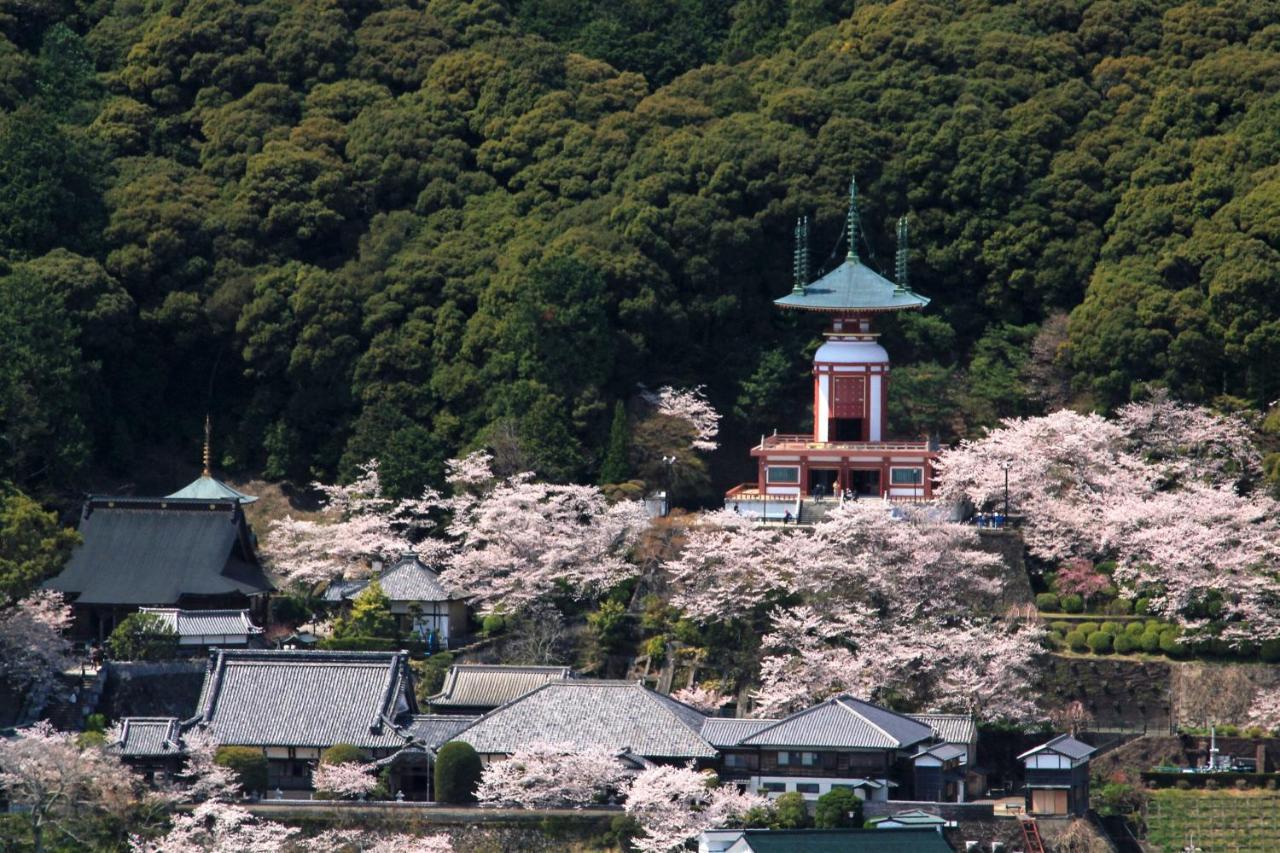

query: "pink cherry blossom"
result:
(622, 764), (767, 853)
(643, 386), (721, 452)
(1055, 558), (1110, 605)
(475, 741), (631, 808)
(304, 829), (454, 852)
(130, 801), (299, 853)
(169, 727), (239, 803)
(0, 590), (73, 714)
(670, 684), (731, 714)
(312, 760), (379, 800)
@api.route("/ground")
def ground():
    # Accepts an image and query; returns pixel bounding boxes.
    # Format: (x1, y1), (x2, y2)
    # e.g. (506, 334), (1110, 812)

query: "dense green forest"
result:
(3, 0), (1280, 503)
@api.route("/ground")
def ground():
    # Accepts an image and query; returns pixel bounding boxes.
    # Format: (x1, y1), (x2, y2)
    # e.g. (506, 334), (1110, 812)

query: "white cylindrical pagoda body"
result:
(812, 323), (890, 443)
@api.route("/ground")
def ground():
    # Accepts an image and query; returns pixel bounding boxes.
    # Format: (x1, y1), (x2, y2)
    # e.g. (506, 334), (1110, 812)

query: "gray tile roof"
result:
(405, 714), (479, 748)
(450, 680), (717, 759)
(740, 696), (934, 750)
(45, 498), (272, 605)
(1018, 734), (1096, 762)
(700, 717), (780, 747)
(139, 608), (262, 638)
(108, 717), (183, 757)
(189, 650), (417, 749)
(429, 664), (573, 710)
(908, 713), (978, 746)
(323, 554), (458, 604)
(911, 743), (968, 762)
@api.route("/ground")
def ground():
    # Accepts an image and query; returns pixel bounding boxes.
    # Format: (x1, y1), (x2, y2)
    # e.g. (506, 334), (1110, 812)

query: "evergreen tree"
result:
(599, 401), (631, 485)
(334, 579), (396, 639)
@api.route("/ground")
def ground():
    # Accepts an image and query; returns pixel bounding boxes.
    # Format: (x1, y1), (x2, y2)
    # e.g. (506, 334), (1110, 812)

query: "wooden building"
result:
(726, 179), (938, 514)
(1019, 734), (1096, 817)
(323, 553), (468, 649)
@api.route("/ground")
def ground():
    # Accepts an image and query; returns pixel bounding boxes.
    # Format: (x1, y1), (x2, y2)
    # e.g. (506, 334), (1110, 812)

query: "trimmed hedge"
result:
(1036, 593), (1061, 611)
(215, 746), (269, 795)
(1066, 630), (1088, 652)
(1087, 631), (1113, 653)
(1061, 594), (1084, 613)
(434, 741), (482, 804)
(1142, 771), (1280, 789)
(321, 743), (362, 766)
(1113, 633), (1137, 654)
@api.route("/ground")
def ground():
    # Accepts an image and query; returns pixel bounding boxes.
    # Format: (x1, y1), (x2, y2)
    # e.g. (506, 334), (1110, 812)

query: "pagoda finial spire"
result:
(202, 414), (212, 478)
(895, 214), (909, 293)
(791, 215), (809, 294)
(846, 175), (860, 262)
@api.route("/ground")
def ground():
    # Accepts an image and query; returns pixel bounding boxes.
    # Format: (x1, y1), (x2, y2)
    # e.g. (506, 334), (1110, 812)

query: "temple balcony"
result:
(751, 433), (935, 454)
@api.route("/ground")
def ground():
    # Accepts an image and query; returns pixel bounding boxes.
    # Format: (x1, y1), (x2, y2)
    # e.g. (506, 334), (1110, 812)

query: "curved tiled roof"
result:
(405, 714), (479, 748)
(188, 650), (416, 749)
(739, 695), (933, 750)
(323, 554), (459, 604)
(138, 608), (262, 637)
(428, 664), (573, 709)
(908, 712), (977, 746)
(108, 717), (183, 757)
(774, 259), (929, 313)
(699, 717), (779, 748)
(450, 680), (716, 759)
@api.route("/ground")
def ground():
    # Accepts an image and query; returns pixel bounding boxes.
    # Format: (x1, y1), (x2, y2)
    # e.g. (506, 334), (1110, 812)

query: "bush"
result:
(587, 600), (631, 656)
(1125, 621), (1145, 637)
(413, 652), (455, 704)
(1087, 631), (1113, 654)
(1079, 622), (1100, 636)
(1135, 597), (1151, 615)
(316, 635), (398, 651)
(1107, 598), (1133, 615)
(1048, 630), (1065, 649)
(1036, 593), (1061, 611)
(1096, 560), (1117, 576)
(215, 746), (269, 795)
(84, 713), (107, 733)
(271, 594), (311, 625)
(1101, 621), (1123, 635)
(1113, 633), (1136, 654)
(1175, 779), (1191, 790)
(1138, 631), (1161, 653)
(1061, 594), (1084, 613)
(1263, 640), (1280, 663)
(481, 613), (506, 636)
(434, 742), (482, 803)
(815, 787), (862, 828)
(107, 612), (179, 661)
(321, 743), (362, 766)
(1160, 629), (1185, 657)
(1052, 621), (1075, 635)
(1066, 630), (1088, 652)
(644, 634), (667, 664)
(771, 792), (811, 829)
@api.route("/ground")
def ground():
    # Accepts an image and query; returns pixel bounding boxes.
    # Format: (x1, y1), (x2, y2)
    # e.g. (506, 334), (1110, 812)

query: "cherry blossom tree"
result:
(1055, 558), (1110, 606)
(0, 590), (72, 718)
(130, 801), (299, 853)
(304, 829), (454, 852)
(263, 460), (440, 589)
(670, 684), (731, 714)
(1117, 392), (1261, 489)
(443, 452), (649, 614)
(643, 386), (721, 452)
(165, 727), (238, 803)
(0, 721), (143, 853)
(475, 742), (631, 808)
(622, 764), (766, 853)
(312, 760), (379, 800)
(1245, 685), (1280, 732)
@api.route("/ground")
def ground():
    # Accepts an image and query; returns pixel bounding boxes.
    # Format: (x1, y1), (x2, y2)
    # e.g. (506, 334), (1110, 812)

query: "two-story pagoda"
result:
(727, 179), (937, 513)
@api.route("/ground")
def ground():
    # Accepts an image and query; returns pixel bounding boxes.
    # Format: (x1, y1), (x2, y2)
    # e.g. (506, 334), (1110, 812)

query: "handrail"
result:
(756, 435), (932, 452)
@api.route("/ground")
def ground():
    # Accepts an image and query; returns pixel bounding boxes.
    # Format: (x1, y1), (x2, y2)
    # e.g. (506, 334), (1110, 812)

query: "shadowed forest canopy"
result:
(3, 0), (1280, 501)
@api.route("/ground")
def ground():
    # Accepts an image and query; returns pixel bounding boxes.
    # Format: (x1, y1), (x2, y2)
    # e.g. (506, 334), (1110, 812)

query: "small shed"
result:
(911, 742), (968, 802)
(1018, 734), (1096, 816)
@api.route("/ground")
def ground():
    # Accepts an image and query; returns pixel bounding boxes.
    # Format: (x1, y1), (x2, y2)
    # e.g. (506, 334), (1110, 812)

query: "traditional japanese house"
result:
(427, 664), (574, 715)
(323, 553), (468, 649)
(1019, 734), (1096, 817)
(726, 179), (937, 515)
(107, 717), (187, 782)
(45, 496), (273, 642)
(137, 607), (264, 650)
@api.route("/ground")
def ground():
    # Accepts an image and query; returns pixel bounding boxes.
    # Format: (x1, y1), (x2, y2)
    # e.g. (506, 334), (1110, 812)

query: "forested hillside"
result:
(3, 0), (1280, 502)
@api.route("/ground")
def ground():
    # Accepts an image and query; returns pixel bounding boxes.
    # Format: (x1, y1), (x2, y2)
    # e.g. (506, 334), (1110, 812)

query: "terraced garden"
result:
(1146, 790), (1280, 852)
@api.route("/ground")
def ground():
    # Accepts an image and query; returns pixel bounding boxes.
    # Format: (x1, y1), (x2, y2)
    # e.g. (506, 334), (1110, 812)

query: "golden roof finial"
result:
(202, 415), (212, 478)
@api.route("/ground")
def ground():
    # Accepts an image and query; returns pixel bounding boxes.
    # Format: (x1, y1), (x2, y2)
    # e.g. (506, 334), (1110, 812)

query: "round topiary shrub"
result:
(434, 741), (482, 804)
(815, 787), (862, 828)
(1102, 621), (1123, 635)
(1113, 633), (1137, 654)
(215, 746), (269, 796)
(1087, 631), (1113, 654)
(1036, 593), (1061, 612)
(1061, 594), (1084, 613)
(1135, 597), (1151, 615)
(1107, 598), (1133, 615)
(481, 613), (506, 636)
(321, 743), (362, 766)
(772, 791), (811, 829)
(1066, 630), (1088, 652)
(1140, 631), (1162, 653)
(1160, 629), (1185, 657)
(1125, 622), (1145, 637)
(1052, 621), (1074, 635)
(1079, 622), (1100, 636)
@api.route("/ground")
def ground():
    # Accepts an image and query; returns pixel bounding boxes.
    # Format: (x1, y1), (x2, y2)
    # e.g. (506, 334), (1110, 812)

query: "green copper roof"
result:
(167, 476), (259, 505)
(774, 258), (930, 313)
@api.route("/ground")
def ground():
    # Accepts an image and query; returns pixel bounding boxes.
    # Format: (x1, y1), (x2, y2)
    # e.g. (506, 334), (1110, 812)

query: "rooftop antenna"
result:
(846, 175), (860, 262)
(894, 214), (909, 293)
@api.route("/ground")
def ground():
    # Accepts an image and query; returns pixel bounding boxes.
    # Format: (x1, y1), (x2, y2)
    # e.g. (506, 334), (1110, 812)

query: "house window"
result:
(891, 467), (924, 485)
(762, 782), (786, 793)
(800, 752), (817, 766)
(767, 466), (800, 484)
(724, 753), (753, 768)
(796, 783), (819, 794)
(776, 751), (790, 766)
